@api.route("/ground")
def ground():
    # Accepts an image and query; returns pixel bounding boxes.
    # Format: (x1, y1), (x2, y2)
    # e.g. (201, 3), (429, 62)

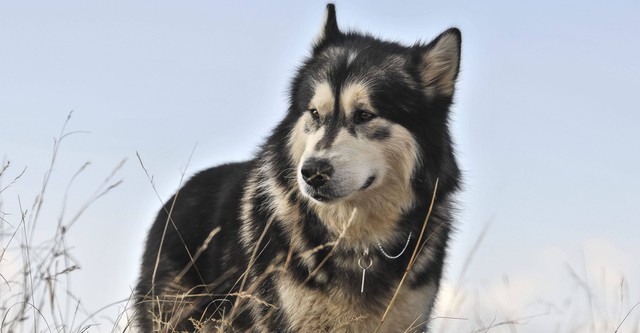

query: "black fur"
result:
(136, 4), (461, 332)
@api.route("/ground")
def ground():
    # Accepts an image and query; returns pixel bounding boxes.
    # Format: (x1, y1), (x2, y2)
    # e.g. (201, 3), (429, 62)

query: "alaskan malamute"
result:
(136, 4), (462, 332)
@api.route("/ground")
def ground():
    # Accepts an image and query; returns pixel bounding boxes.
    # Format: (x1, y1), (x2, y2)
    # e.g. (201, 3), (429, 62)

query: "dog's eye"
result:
(354, 109), (376, 124)
(308, 108), (320, 121)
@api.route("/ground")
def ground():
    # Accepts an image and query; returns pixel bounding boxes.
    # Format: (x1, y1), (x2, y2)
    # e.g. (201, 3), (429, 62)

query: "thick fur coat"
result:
(136, 4), (462, 332)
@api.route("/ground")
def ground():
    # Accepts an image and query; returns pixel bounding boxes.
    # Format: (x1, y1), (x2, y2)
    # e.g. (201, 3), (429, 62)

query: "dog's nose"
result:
(301, 158), (334, 189)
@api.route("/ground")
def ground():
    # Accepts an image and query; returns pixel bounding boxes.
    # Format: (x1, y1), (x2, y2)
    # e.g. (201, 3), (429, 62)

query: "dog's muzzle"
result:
(300, 157), (334, 189)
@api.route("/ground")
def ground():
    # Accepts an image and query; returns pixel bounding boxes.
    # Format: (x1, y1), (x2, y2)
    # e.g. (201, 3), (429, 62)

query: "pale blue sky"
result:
(1, 1), (639, 331)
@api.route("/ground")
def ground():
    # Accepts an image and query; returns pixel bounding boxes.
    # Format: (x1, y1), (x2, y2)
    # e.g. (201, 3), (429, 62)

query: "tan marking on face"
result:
(340, 81), (375, 117)
(309, 81), (334, 117)
(288, 81), (334, 166)
(288, 119), (306, 168)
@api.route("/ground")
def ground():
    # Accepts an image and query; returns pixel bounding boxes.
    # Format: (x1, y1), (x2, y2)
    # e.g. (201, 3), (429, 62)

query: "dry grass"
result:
(432, 224), (640, 333)
(2, 113), (639, 332)
(0, 112), (127, 332)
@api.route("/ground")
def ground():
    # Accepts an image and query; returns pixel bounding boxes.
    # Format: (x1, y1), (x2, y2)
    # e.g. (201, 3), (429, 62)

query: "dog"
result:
(135, 4), (461, 332)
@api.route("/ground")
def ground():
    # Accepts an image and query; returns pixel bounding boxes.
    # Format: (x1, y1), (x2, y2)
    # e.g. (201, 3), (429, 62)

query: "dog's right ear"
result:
(313, 4), (342, 50)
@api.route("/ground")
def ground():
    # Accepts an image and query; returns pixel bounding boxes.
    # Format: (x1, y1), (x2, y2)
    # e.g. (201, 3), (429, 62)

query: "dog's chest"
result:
(274, 274), (435, 333)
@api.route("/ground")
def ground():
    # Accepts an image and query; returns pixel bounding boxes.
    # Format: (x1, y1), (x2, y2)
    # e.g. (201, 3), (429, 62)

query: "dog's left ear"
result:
(417, 28), (461, 99)
(313, 4), (342, 50)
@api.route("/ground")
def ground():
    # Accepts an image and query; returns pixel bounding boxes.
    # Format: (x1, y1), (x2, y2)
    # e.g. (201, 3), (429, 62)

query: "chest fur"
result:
(273, 274), (436, 333)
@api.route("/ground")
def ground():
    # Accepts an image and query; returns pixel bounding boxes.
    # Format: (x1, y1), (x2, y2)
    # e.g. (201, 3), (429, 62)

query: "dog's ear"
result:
(416, 28), (461, 99)
(313, 4), (341, 49)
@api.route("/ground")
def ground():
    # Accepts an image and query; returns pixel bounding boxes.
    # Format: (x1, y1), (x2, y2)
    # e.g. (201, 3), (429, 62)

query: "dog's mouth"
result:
(304, 175), (377, 203)
(311, 193), (331, 202)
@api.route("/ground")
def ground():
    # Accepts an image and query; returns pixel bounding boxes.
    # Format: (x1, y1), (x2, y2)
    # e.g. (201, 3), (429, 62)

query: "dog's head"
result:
(287, 4), (461, 209)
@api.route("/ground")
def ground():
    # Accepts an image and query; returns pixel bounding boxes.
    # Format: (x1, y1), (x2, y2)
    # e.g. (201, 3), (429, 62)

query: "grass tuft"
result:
(0, 112), (125, 332)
